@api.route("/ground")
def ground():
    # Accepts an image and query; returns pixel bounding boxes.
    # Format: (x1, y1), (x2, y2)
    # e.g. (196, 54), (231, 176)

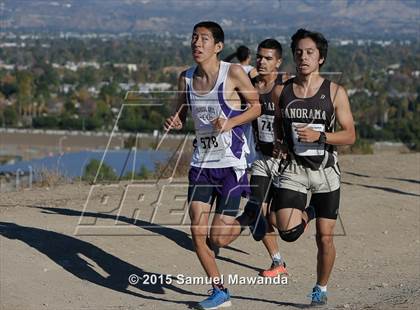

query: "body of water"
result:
(0, 149), (170, 179)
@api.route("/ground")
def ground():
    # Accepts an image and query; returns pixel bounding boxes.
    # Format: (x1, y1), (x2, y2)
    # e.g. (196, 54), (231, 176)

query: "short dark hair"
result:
(193, 21), (224, 44)
(236, 45), (250, 62)
(258, 39), (283, 58)
(291, 28), (328, 66)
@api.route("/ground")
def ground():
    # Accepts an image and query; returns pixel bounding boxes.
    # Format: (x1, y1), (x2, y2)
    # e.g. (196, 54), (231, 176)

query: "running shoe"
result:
(198, 287), (231, 309)
(309, 286), (328, 306)
(259, 260), (288, 277)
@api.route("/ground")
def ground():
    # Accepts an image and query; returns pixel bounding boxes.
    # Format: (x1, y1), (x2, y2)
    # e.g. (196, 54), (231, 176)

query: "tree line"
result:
(0, 36), (418, 149)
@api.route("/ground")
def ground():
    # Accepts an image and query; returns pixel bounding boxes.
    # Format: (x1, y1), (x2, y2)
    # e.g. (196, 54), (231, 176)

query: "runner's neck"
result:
(196, 59), (221, 80)
(295, 72), (323, 89)
(258, 73), (277, 92)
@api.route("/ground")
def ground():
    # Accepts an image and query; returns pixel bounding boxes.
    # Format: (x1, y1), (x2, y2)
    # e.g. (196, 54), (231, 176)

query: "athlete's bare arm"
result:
(272, 84), (287, 158)
(212, 64), (260, 132)
(272, 84), (284, 141)
(295, 83), (356, 145)
(164, 71), (188, 131)
(328, 83), (356, 145)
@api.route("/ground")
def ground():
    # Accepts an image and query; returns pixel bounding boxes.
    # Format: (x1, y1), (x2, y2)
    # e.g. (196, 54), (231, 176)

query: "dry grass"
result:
(34, 168), (70, 188)
(154, 149), (192, 179)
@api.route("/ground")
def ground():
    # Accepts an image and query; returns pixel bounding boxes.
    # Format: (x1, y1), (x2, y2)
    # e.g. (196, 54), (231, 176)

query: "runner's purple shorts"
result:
(187, 166), (250, 217)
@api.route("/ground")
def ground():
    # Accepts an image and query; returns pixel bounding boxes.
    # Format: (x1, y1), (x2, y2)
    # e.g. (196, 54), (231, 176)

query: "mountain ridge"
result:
(1, 0), (418, 38)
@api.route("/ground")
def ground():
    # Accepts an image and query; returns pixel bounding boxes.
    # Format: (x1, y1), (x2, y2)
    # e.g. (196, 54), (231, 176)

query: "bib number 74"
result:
(257, 114), (275, 143)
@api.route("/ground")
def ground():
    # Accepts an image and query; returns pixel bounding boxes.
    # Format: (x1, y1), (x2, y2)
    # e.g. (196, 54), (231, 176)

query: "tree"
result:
(2, 106), (18, 127)
(16, 71), (33, 116)
(0, 74), (18, 97)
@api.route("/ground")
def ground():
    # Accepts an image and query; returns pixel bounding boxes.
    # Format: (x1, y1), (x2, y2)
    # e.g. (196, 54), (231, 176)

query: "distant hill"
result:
(1, 0), (419, 38)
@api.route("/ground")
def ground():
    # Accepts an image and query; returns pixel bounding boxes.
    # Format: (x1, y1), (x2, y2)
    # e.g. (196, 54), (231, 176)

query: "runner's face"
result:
(256, 48), (281, 76)
(294, 37), (324, 75)
(191, 27), (222, 63)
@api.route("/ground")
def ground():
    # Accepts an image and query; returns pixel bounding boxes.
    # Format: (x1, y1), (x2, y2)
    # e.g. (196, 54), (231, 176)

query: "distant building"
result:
(87, 87), (99, 96)
(60, 84), (75, 94)
(138, 83), (172, 93)
(0, 63), (14, 70)
(411, 71), (420, 78)
(46, 99), (64, 115)
(338, 40), (354, 46)
(114, 63), (138, 72)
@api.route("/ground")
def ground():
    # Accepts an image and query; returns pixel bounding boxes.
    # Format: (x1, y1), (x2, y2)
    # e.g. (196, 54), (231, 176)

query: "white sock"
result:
(271, 252), (282, 262)
(316, 284), (327, 292)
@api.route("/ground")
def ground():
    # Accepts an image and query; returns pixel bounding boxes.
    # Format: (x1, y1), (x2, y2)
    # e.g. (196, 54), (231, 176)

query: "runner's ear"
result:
(215, 42), (224, 55)
(276, 57), (282, 69)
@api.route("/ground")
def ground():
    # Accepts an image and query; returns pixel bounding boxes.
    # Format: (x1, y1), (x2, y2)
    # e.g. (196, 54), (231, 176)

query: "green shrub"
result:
(82, 159), (117, 183)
